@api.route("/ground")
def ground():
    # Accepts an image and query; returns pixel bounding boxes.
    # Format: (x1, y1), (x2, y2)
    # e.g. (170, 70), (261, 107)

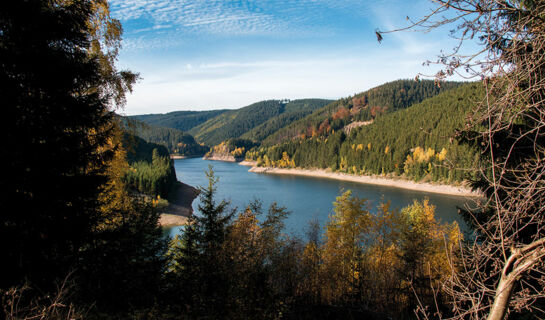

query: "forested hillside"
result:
(187, 99), (331, 145)
(261, 79), (463, 146)
(122, 134), (178, 199)
(239, 99), (333, 142)
(204, 138), (258, 160)
(246, 83), (483, 183)
(128, 122), (208, 156)
(131, 109), (228, 132)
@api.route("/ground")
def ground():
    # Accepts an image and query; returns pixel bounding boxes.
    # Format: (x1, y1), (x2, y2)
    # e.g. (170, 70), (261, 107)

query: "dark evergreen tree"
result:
(169, 167), (234, 318)
(0, 0), (113, 290)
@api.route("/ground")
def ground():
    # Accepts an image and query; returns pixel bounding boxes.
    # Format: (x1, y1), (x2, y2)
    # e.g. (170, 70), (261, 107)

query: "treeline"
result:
(162, 170), (462, 319)
(247, 83), (483, 183)
(188, 99), (329, 146)
(132, 124), (208, 156)
(131, 109), (228, 132)
(206, 138), (259, 159)
(261, 80), (462, 146)
(170, 99), (329, 146)
(122, 134), (178, 198)
(239, 99), (333, 142)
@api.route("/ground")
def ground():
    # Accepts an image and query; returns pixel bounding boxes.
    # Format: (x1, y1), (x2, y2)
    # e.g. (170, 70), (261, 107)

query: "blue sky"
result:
(110, 0), (464, 115)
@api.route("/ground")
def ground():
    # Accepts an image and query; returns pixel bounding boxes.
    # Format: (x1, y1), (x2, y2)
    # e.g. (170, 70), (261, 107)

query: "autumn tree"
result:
(397, 200), (462, 316)
(321, 191), (372, 303)
(377, 1), (545, 319)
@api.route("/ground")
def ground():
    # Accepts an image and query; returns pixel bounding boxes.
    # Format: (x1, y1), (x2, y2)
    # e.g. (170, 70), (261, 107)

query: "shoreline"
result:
(239, 160), (257, 167)
(248, 166), (482, 197)
(170, 154), (204, 160)
(203, 154), (242, 162)
(159, 181), (199, 227)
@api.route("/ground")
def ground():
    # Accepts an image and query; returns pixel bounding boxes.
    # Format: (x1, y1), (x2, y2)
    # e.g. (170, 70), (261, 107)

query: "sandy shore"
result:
(239, 160), (257, 167)
(159, 182), (199, 226)
(203, 154), (237, 162)
(159, 214), (188, 226)
(249, 166), (482, 197)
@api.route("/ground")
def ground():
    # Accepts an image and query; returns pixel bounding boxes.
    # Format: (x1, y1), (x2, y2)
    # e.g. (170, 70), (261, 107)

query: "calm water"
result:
(167, 158), (474, 238)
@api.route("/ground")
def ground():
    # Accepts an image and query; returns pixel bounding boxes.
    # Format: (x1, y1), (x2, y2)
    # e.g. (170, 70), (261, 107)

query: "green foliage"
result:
(262, 79), (463, 146)
(167, 169), (308, 319)
(163, 169), (462, 319)
(123, 140), (177, 198)
(130, 121), (208, 156)
(167, 168), (235, 318)
(123, 133), (170, 163)
(130, 109), (228, 132)
(248, 83), (483, 183)
(239, 99), (333, 142)
(186, 99), (331, 146)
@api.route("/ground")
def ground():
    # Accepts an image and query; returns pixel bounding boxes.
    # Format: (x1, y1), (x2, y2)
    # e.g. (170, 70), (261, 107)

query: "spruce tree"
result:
(0, 0), (112, 290)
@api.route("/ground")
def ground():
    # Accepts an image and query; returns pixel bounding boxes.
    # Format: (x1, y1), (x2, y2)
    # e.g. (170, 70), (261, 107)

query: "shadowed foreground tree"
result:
(0, 0), (114, 290)
(167, 168), (235, 318)
(0, 0), (167, 317)
(378, 1), (545, 319)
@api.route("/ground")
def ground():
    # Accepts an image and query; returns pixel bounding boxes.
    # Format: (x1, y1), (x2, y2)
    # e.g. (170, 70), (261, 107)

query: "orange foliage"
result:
(332, 106), (350, 120)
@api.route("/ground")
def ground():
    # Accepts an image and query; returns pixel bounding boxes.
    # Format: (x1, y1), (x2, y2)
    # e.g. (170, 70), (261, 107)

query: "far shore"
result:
(159, 181), (199, 227)
(239, 160), (257, 167)
(248, 166), (482, 197)
(170, 154), (204, 160)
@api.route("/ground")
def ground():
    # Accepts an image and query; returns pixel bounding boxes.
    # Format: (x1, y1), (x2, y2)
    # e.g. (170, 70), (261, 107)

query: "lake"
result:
(167, 158), (474, 238)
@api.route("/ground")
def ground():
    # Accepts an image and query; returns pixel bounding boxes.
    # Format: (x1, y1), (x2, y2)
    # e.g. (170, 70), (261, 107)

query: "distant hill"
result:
(129, 80), (464, 151)
(261, 79), (464, 146)
(131, 109), (228, 132)
(187, 99), (332, 146)
(239, 99), (334, 142)
(123, 118), (208, 156)
(247, 82), (483, 183)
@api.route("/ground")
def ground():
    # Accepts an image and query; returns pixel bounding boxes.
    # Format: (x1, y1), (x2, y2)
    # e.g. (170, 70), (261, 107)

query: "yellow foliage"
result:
(400, 199), (462, 281)
(315, 195), (461, 309)
(437, 147), (448, 162)
(276, 151), (294, 168)
(321, 191), (371, 302)
(263, 154), (271, 167)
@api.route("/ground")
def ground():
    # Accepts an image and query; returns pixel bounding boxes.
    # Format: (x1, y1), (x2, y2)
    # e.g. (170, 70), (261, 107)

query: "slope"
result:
(124, 118), (208, 156)
(261, 79), (464, 146)
(188, 99), (331, 146)
(131, 109), (228, 132)
(247, 82), (484, 183)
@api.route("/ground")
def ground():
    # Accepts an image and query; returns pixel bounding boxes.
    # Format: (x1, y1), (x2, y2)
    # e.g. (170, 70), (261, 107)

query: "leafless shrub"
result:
(378, 1), (545, 319)
(2, 277), (84, 320)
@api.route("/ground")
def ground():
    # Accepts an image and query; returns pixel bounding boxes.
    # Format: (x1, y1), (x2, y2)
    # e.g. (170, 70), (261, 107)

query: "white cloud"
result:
(121, 51), (439, 115)
(110, 0), (373, 42)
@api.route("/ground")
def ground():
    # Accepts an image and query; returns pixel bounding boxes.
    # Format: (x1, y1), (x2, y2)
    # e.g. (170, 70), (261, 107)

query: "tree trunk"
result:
(486, 274), (515, 320)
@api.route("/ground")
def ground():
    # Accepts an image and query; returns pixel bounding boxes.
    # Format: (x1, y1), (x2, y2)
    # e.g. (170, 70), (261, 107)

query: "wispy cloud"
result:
(111, 0), (373, 45)
(112, 0), (466, 115)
